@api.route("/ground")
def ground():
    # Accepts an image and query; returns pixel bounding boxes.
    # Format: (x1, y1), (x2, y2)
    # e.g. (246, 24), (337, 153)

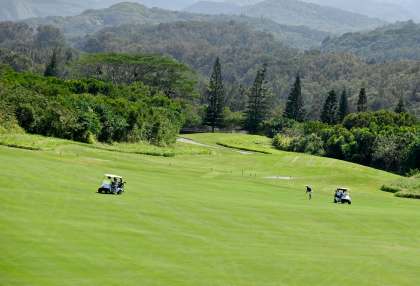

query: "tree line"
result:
(204, 58), (410, 132)
(0, 53), (191, 145)
(202, 58), (419, 174)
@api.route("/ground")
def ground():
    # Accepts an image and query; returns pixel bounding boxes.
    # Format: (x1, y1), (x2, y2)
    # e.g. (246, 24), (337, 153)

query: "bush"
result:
(380, 185), (402, 194)
(15, 104), (36, 131)
(321, 126), (354, 160)
(395, 192), (420, 200)
(0, 96), (23, 134)
(223, 107), (244, 131)
(263, 117), (298, 138)
(406, 169), (420, 178)
(273, 134), (293, 151)
(343, 111), (416, 131)
(273, 133), (325, 155)
(271, 111), (418, 174)
(0, 67), (185, 145)
(381, 175), (420, 199)
(405, 138), (420, 172)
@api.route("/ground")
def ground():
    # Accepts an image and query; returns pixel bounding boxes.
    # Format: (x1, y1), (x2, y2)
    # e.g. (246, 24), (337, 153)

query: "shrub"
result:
(273, 134), (293, 151)
(263, 117), (298, 138)
(0, 98), (23, 134)
(271, 111), (418, 174)
(223, 107), (244, 131)
(0, 67), (185, 145)
(380, 185), (402, 194)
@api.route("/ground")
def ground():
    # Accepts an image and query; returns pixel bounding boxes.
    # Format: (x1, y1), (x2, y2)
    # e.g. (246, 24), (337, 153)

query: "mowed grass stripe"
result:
(0, 133), (419, 286)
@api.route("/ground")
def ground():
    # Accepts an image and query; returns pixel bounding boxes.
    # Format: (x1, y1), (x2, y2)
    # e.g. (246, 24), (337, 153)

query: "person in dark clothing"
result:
(111, 177), (118, 194)
(306, 185), (313, 200)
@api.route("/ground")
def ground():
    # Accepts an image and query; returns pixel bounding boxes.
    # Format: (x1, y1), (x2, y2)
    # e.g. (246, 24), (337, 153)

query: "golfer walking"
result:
(306, 185), (313, 200)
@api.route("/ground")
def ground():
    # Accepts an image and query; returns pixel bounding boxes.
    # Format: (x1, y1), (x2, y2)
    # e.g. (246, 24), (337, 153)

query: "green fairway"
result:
(1, 133), (419, 286)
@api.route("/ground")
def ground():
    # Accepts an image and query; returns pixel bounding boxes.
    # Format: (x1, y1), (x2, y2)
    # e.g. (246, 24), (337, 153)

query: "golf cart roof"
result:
(337, 187), (349, 191)
(105, 174), (123, 179)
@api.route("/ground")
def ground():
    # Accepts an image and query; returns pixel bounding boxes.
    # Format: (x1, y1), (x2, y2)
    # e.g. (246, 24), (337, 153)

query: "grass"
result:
(183, 133), (280, 154)
(381, 174), (420, 199)
(1, 132), (420, 286)
(0, 133), (213, 156)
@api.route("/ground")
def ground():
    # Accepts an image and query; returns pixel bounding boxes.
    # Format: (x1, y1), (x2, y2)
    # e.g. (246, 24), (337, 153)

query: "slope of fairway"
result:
(1, 133), (419, 286)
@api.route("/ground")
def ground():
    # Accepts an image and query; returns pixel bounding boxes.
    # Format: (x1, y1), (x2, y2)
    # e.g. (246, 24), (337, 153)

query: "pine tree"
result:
(357, 88), (368, 112)
(204, 57), (225, 132)
(338, 89), (349, 122)
(245, 64), (269, 133)
(284, 75), (305, 122)
(395, 97), (407, 114)
(321, 90), (338, 124)
(44, 48), (59, 77)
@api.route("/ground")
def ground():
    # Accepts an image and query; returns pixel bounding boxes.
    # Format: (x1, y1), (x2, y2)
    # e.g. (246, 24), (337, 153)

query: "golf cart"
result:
(334, 187), (352, 204)
(97, 174), (126, 195)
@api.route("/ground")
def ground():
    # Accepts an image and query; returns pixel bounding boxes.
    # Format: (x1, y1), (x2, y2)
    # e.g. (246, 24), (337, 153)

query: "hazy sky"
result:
(1, 0), (418, 22)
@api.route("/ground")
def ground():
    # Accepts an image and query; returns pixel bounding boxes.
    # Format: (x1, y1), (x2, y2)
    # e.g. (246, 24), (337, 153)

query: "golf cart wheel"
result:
(348, 201), (352, 205)
(98, 189), (102, 194)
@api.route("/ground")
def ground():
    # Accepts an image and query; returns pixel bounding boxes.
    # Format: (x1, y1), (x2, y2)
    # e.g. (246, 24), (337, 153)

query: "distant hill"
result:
(185, 1), (241, 14)
(76, 20), (295, 74)
(0, 0), (98, 20)
(305, 0), (415, 22)
(311, 0), (420, 21)
(186, 0), (386, 34)
(24, 2), (329, 49)
(0, 0), (201, 21)
(321, 21), (420, 62)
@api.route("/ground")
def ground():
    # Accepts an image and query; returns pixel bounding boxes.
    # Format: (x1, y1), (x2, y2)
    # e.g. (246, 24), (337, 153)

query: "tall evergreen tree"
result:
(321, 90), (338, 124)
(204, 57), (225, 132)
(338, 89), (349, 122)
(245, 64), (269, 133)
(44, 48), (59, 77)
(284, 75), (305, 122)
(395, 97), (407, 114)
(357, 88), (368, 112)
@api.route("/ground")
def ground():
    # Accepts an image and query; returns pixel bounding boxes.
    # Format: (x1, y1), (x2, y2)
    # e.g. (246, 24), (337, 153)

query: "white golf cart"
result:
(97, 174), (125, 195)
(334, 187), (352, 204)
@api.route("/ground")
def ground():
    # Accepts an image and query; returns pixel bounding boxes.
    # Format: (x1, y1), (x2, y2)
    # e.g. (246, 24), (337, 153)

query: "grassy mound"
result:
(1, 133), (420, 286)
(184, 133), (279, 154)
(0, 133), (213, 157)
(381, 174), (420, 199)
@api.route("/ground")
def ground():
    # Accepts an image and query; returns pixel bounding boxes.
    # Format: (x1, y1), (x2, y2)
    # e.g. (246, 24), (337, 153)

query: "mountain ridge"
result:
(185, 0), (386, 34)
(23, 2), (329, 49)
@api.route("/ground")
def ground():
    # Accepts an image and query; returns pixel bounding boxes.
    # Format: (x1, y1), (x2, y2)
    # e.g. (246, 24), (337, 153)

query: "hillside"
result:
(0, 0), (97, 21)
(185, 1), (241, 14)
(24, 2), (328, 49)
(0, 0), (198, 21)
(76, 21), (420, 118)
(186, 0), (386, 34)
(1, 132), (420, 285)
(305, 0), (414, 22)
(322, 21), (420, 62)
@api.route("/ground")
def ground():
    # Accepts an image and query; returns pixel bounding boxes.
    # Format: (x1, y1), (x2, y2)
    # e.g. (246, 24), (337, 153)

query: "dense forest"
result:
(0, 22), (74, 73)
(77, 21), (420, 118)
(322, 21), (420, 62)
